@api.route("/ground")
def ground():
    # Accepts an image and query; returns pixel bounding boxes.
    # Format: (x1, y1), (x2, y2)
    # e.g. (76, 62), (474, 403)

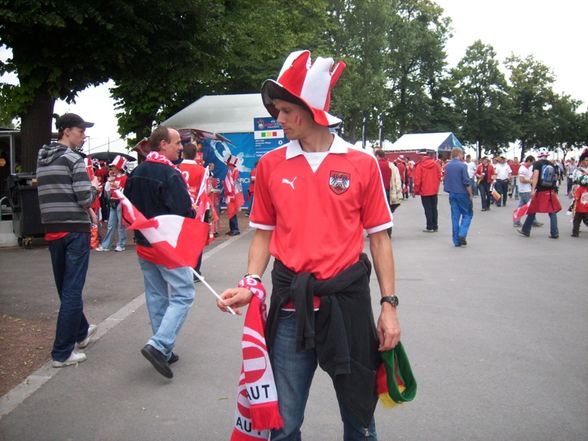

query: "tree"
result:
(543, 93), (583, 160)
(0, 0), (213, 171)
(451, 40), (513, 158)
(385, 0), (451, 138)
(504, 55), (555, 160)
(112, 0), (331, 144)
(326, 0), (393, 143)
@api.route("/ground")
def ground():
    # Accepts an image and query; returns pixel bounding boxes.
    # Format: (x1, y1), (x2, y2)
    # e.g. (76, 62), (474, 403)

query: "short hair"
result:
(374, 149), (385, 158)
(148, 126), (171, 151)
(451, 148), (463, 158)
(182, 143), (197, 160)
(525, 155), (535, 163)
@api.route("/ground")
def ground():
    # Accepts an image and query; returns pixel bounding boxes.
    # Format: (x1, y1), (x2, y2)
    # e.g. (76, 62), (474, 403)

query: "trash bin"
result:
(6, 173), (44, 248)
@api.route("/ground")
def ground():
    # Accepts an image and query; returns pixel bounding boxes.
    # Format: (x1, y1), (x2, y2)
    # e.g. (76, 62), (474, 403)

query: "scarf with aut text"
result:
(230, 277), (283, 441)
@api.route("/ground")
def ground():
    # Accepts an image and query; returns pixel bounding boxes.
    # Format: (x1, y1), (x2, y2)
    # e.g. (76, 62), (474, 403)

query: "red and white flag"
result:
(114, 189), (208, 269)
(230, 278), (283, 441)
(513, 198), (532, 223)
(224, 168), (245, 219)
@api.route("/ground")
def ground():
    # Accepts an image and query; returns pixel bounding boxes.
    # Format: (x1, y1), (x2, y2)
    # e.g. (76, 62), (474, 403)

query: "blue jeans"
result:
(229, 215), (239, 233)
(49, 232), (91, 361)
(494, 179), (509, 206)
(138, 258), (195, 359)
(448, 193), (473, 246)
(101, 202), (126, 249)
(522, 212), (558, 237)
(470, 178), (478, 196)
(270, 311), (377, 441)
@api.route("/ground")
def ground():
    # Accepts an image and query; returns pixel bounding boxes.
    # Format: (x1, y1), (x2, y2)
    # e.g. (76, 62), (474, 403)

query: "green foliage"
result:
(504, 54), (555, 157)
(1, 0), (585, 155)
(450, 40), (513, 156)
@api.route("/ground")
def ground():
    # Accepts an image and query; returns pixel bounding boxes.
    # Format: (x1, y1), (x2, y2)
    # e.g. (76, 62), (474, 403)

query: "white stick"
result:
(191, 268), (237, 315)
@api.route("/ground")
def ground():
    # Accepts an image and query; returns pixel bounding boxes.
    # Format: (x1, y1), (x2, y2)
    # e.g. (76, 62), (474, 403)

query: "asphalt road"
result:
(1, 193), (587, 441)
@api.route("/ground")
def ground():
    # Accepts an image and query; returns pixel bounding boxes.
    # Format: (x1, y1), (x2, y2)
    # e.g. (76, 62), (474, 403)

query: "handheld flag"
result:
(512, 198), (532, 223)
(114, 189), (208, 269)
(230, 277), (283, 440)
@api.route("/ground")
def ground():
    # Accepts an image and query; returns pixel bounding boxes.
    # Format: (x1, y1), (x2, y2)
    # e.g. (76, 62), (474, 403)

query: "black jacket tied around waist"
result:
(267, 253), (381, 427)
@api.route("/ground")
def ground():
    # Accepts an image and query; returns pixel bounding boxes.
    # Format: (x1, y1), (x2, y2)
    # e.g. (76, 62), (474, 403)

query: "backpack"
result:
(540, 163), (556, 188)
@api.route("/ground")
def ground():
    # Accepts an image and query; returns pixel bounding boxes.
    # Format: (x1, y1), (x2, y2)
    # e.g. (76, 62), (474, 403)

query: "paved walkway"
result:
(0, 195), (586, 441)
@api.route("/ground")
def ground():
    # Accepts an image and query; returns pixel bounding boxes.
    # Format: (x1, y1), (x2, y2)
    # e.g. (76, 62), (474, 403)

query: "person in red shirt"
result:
(413, 151), (442, 232)
(247, 161), (258, 215)
(571, 175), (588, 237)
(216, 50), (400, 439)
(178, 143), (205, 201)
(509, 157), (521, 199)
(96, 155), (128, 252)
(179, 143), (207, 279)
(476, 157), (496, 211)
(375, 149), (392, 204)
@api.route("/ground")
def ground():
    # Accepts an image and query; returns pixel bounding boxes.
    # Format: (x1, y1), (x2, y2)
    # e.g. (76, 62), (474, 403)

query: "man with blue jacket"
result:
(444, 148), (473, 247)
(124, 125), (195, 379)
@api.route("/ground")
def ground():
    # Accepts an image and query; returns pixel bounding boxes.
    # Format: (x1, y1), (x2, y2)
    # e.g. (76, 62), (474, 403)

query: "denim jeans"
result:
(470, 178), (478, 196)
(101, 202), (126, 249)
(229, 215), (239, 233)
(449, 193), (473, 246)
(420, 195), (438, 230)
(138, 258), (195, 359)
(478, 181), (491, 210)
(522, 212), (558, 237)
(494, 179), (509, 206)
(270, 311), (377, 441)
(49, 232), (91, 361)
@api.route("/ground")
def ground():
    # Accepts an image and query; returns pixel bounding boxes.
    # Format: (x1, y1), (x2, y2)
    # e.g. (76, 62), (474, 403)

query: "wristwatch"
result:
(380, 295), (399, 307)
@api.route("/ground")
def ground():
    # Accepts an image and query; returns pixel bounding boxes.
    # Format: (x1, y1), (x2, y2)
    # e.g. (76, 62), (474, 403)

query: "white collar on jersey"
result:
(180, 159), (198, 165)
(285, 134), (348, 159)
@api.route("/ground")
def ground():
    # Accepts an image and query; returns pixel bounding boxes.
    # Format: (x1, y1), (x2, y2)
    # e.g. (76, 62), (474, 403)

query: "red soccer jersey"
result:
(179, 160), (205, 200)
(250, 135), (392, 280)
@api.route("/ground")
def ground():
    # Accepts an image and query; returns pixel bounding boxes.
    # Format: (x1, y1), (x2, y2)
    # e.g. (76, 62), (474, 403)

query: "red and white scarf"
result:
(145, 151), (190, 188)
(230, 277), (283, 441)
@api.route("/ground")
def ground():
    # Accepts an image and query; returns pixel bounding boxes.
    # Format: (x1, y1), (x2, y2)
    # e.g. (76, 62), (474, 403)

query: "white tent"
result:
(388, 132), (462, 152)
(162, 93), (271, 133)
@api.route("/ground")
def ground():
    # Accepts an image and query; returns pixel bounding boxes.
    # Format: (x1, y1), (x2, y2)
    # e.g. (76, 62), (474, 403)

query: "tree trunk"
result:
(519, 139), (527, 162)
(20, 87), (55, 173)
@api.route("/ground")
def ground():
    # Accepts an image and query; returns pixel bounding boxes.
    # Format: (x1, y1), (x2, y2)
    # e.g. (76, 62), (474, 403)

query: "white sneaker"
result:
(76, 324), (98, 349)
(52, 351), (87, 368)
(114, 246), (125, 252)
(95, 245), (109, 252)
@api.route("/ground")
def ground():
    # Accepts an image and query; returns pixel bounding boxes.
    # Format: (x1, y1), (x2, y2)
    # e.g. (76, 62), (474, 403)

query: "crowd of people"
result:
(34, 48), (586, 441)
(374, 147), (588, 243)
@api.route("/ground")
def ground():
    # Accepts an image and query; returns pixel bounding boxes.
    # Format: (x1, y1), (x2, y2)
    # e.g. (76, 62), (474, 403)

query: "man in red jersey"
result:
(179, 143), (206, 279)
(217, 50), (400, 440)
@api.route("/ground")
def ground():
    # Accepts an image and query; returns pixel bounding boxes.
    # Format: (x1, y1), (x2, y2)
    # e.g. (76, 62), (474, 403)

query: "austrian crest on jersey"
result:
(329, 170), (350, 195)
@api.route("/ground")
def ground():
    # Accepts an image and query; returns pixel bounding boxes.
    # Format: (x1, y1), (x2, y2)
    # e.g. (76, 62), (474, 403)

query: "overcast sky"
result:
(2, 0), (586, 150)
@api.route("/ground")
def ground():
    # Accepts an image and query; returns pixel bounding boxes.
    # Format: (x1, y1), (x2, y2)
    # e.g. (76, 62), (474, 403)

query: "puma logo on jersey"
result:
(281, 177), (297, 190)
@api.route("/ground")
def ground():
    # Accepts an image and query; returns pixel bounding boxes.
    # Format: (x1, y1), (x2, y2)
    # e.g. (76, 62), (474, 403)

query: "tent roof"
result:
(388, 132), (462, 152)
(162, 93), (271, 134)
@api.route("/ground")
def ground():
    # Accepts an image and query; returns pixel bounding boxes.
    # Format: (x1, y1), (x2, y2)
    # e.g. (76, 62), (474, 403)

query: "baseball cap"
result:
(55, 113), (94, 130)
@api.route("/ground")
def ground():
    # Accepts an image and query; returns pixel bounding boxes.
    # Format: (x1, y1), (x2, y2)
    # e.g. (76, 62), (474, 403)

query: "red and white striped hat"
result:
(110, 155), (128, 171)
(261, 50), (346, 127)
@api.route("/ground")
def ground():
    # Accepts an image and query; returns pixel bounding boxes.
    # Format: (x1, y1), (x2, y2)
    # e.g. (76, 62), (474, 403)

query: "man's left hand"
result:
(377, 304), (401, 351)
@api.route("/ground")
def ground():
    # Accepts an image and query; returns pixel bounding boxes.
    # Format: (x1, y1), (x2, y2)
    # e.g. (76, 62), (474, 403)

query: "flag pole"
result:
(191, 268), (237, 315)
